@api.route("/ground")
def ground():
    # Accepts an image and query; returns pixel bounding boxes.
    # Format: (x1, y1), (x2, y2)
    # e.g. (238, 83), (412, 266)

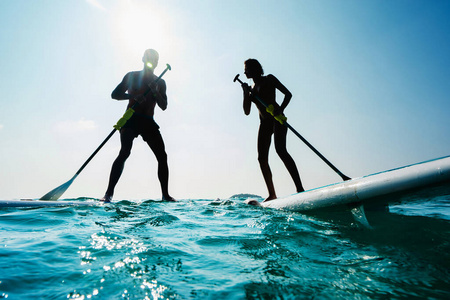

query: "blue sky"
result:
(1, 0), (449, 200)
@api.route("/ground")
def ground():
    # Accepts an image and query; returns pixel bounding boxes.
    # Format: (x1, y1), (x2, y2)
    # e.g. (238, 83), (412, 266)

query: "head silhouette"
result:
(142, 49), (159, 69)
(244, 59), (264, 79)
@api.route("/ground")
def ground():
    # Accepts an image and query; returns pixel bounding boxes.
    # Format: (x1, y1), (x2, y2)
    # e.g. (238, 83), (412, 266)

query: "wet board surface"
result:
(246, 156), (450, 212)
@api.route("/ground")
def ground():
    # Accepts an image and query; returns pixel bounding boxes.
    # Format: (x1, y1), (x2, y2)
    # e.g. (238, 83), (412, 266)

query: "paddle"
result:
(40, 64), (172, 200)
(233, 74), (351, 182)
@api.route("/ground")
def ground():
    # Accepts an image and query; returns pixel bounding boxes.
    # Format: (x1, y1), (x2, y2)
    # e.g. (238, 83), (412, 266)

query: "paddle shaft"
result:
(234, 74), (351, 181)
(283, 122), (351, 181)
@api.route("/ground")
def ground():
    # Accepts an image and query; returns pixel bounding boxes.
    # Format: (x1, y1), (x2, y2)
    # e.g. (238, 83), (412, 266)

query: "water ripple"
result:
(0, 198), (449, 299)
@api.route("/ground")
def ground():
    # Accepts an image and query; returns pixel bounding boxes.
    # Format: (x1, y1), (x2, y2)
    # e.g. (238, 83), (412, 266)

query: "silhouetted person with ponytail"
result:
(241, 59), (304, 201)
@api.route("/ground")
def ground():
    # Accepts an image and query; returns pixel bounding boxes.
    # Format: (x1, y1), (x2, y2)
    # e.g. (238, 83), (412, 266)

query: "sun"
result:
(112, 0), (175, 67)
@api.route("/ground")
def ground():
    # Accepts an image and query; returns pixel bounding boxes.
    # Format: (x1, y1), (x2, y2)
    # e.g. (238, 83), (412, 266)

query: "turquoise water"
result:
(0, 196), (449, 299)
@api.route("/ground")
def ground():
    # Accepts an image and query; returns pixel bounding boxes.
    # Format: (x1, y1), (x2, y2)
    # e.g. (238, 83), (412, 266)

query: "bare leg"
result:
(274, 123), (304, 193)
(102, 129), (135, 202)
(258, 122), (277, 201)
(146, 130), (175, 201)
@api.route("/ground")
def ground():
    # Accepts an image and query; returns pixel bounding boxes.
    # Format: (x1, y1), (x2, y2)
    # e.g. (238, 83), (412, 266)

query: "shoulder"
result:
(121, 71), (140, 82)
(263, 74), (279, 86)
(266, 74), (278, 82)
(156, 77), (166, 88)
(128, 70), (142, 79)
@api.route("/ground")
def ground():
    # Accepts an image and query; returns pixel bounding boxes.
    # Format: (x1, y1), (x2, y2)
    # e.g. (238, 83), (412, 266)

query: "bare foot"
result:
(262, 195), (277, 202)
(162, 195), (177, 202)
(100, 195), (112, 203)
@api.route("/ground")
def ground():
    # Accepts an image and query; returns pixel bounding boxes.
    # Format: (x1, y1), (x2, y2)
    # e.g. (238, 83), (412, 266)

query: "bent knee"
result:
(118, 149), (131, 159)
(275, 145), (289, 157)
(155, 151), (168, 162)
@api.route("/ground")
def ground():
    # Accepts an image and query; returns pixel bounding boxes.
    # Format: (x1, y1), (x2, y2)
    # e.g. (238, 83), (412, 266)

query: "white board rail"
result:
(261, 156), (450, 212)
(0, 199), (98, 208)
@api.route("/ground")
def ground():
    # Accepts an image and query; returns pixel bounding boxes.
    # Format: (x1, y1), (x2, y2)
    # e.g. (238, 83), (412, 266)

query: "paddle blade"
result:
(40, 175), (77, 201)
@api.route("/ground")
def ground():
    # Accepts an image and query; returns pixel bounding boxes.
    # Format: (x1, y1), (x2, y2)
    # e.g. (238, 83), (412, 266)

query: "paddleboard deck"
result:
(0, 199), (100, 208)
(245, 156), (450, 212)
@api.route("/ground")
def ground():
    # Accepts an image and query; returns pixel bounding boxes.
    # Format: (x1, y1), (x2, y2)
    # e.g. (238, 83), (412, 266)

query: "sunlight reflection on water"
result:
(0, 197), (449, 299)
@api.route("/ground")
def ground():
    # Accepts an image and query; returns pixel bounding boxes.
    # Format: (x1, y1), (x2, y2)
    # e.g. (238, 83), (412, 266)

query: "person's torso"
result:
(126, 71), (160, 116)
(251, 75), (277, 120)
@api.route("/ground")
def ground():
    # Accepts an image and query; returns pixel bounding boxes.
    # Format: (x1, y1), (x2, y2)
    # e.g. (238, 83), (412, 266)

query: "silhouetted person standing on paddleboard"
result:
(241, 59), (304, 202)
(101, 49), (174, 202)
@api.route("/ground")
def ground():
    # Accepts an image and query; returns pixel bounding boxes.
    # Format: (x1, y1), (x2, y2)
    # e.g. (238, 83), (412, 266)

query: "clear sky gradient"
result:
(1, 0), (449, 200)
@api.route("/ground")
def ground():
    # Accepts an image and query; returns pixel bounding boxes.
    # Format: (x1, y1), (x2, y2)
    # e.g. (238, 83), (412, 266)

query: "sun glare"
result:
(113, 1), (174, 66)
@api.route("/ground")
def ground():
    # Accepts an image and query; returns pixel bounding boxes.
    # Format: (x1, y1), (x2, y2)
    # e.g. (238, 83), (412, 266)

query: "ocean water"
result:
(0, 196), (449, 299)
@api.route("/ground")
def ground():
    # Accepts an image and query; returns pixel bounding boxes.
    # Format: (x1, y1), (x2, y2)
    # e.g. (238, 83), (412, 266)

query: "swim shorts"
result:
(121, 113), (161, 142)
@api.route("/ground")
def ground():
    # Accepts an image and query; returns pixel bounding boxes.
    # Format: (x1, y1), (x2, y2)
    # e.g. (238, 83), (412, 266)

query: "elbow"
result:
(111, 91), (119, 100)
(159, 101), (168, 111)
(286, 92), (292, 101)
(160, 98), (168, 111)
(243, 100), (251, 115)
(111, 88), (127, 100)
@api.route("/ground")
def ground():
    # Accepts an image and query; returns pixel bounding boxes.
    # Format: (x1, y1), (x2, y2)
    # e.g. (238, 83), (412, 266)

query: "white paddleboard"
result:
(246, 156), (450, 212)
(0, 199), (100, 208)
